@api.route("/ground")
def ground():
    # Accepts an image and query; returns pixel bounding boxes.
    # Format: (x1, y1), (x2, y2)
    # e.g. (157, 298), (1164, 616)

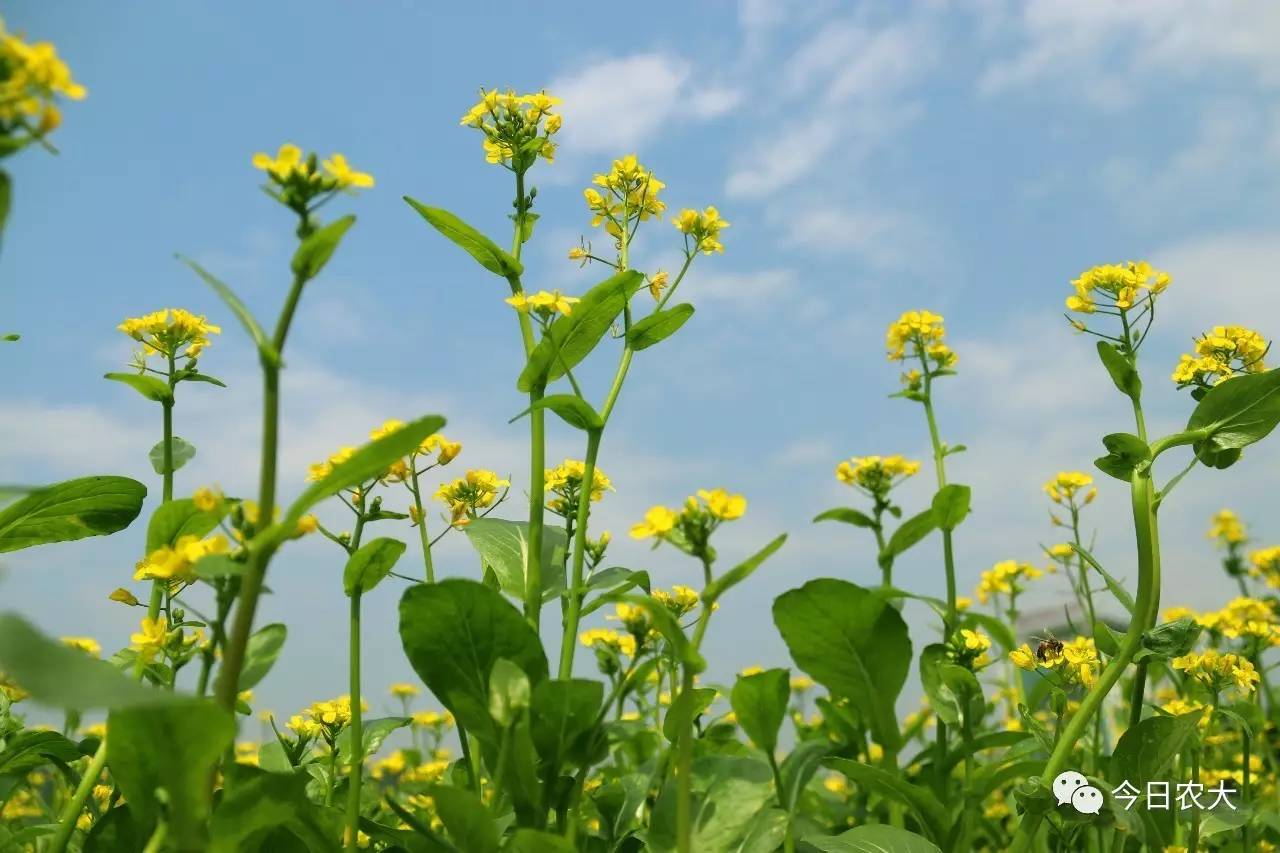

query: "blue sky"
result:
(5, 0), (1280, 723)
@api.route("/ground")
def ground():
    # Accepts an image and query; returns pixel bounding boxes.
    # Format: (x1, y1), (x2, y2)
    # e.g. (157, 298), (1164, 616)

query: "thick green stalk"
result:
(557, 429), (602, 678)
(525, 386), (547, 626)
(47, 743), (109, 853)
(675, 606), (713, 853)
(344, 590), (364, 850)
(1008, 468), (1160, 852)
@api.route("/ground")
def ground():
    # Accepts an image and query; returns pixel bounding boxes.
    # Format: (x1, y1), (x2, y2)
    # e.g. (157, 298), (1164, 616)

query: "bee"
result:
(1033, 633), (1064, 662)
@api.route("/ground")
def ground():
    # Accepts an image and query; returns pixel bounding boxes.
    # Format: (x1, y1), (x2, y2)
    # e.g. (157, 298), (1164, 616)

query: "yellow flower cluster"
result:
(1172, 649), (1260, 694)
(1171, 325), (1269, 389)
(366, 420), (463, 483)
(506, 290), (579, 318)
(411, 709), (455, 729)
(544, 458), (613, 515)
(130, 616), (169, 664)
(1043, 471), (1096, 506)
(834, 454), (921, 495)
(580, 627), (637, 657)
(118, 308), (222, 360)
(289, 695), (367, 740)
(630, 488), (747, 540)
(975, 560), (1044, 604)
(885, 310), (955, 368)
(1065, 261), (1170, 314)
(251, 144), (374, 191)
(389, 682), (419, 698)
(1208, 509), (1247, 547)
(1168, 597), (1280, 645)
(672, 206), (729, 255)
(1251, 545), (1280, 588)
(133, 534), (230, 584)
(652, 584), (700, 617)
(0, 671), (29, 703)
(583, 154), (666, 241)
(0, 16), (85, 138)
(1010, 636), (1099, 687)
(434, 469), (508, 525)
(60, 636), (101, 657)
(460, 89), (561, 167)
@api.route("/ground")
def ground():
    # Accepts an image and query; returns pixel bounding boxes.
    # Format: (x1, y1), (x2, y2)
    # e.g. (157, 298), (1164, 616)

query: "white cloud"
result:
(689, 268), (798, 310)
(725, 116), (840, 198)
(778, 204), (929, 271)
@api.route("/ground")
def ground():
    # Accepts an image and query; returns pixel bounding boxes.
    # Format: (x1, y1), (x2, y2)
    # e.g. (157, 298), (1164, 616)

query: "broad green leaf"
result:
(825, 759), (949, 842)
(488, 658), (532, 728)
(919, 644), (963, 727)
(778, 738), (829, 812)
(83, 806), (144, 852)
(530, 678), (604, 771)
(209, 769), (314, 853)
(291, 214), (354, 279)
(879, 507), (938, 565)
(512, 394), (603, 431)
(343, 537), (406, 595)
(730, 668), (789, 756)
(773, 579), (911, 750)
(148, 436), (197, 476)
(107, 698), (235, 848)
(578, 567), (652, 618)
(104, 372), (171, 403)
(703, 534), (786, 605)
(731, 808), (789, 853)
(662, 686), (717, 743)
(0, 475), (146, 553)
(0, 614), (156, 709)
(1135, 617), (1201, 662)
(404, 197), (522, 278)
(812, 507), (876, 528)
(427, 785), (500, 853)
(463, 517), (568, 602)
(1107, 710), (1204, 788)
(592, 775), (648, 843)
(146, 498), (225, 552)
(178, 255), (276, 364)
(626, 303), (695, 351)
(238, 623), (287, 691)
(1096, 341), (1141, 401)
(0, 730), (82, 777)
(806, 825), (942, 853)
(506, 830), (576, 852)
(270, 414), (445, 544)
(1187, 367), (1280, 456)
(930, 484), (971, 531)
(1094, 432), (1151, 481)
(399, 579), (548, 743)
(648, 756), (774, 853)
(335, 716), (410, 763)
(517, 269), (642, 392)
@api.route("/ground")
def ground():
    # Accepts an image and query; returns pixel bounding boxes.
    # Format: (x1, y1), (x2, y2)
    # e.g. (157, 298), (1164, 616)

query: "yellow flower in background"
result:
(630, 505), (677, 540)
(118, 308), (221, 359)
(579, 627), (636, 657)
(108, 587), (140, 607)
(1208, 509), (1247, 547)
(697, 488), (746, 520)
(1043, 471), (1095, 506)
(459, 88), (561, 168)
(653, 584), (700, 617)
(1173, 649), (1259, 694)
(1066, 261), (1170, 315)
(1251, 545), (1280, 588)
(307, 446), (357, 482)
(835, 454), (921, 495)
(130, 617), (168, 663)
(321, 153), (375, 189)
(506, 289), (579, 317)
(790, 675), (815, 692)
(60, 636), (101, 657)
(885, 310), (948, 363)
(133, 534), (230, 583)
(1172, 325), (1269, 389)
(389, 682), (420, 698)
(192, 486), (223, 512)
(288, 714), (322, 739)
(252, 143), (308, 181)
(672, 205), (729, 254)
(420, 433), (463, 465)
(975, 560), (1043, 603)
(1009, 644), (1037, 671)
(0, 17), (86, 140)
(435, 469), (509, 524)
(411, 709), (455, 729)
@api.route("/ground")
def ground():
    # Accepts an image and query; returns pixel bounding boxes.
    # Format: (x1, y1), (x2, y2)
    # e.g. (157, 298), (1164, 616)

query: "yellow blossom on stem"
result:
(434, 469), (508, 525)
(672, 205), (729, 254)
(130, 617), (168, 663)
(834, 454), (921, 496)
(1172, 325), (1269, 390)
(1043, 471), (1095, 506)
(1207, 509), (1247, 547)
(630, 505), (678, 540)
(60, 637), (101, 658)
(118, 308), (221, 359)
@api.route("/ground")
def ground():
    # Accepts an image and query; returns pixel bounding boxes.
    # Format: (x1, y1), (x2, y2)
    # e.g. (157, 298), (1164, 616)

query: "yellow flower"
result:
(108, 587), (140, 607)
(1066, 261), (1170, 317)
(672, 205), (729, 254)
(1172, 325), (1269, 389)
(835, 454), (921, 494)
(306, 446), (357, 482)
(252, 143), (307, 181)
(697, 488), (746, 520)
(321, 153), (375, 189)
(435, 469), (509, 524)
(118, 308), (221, 359)
(630, 505), (678, 540)
(974, 560), (1042, 603)
(1208, 509), (1247, 546)
(579, 627), (637, 657)
(1251, 545), (1280, 588)
(60, 636), (101, 658)
(1043, 471), (1094, 506)
(507, 290), (579, 317)
(653, 585), (700, 617)
(390, 683), (420, 698)
(544, 459), (613, 514)
(133, 534), (230, 583)
(885, 310), (948, 364)
(790, 675), (815, 692)
(130, 617), (168, 663)
(411, 709), (455, 729)
(0, 20), (86, 140)
(960, 629), (991, 653)
(192, 486), (222, 512)
(459, 89), (561, 167)
(1009, 644), (1037, 671)
(420, 433), (463, 465)
(568, 246), (588, 261)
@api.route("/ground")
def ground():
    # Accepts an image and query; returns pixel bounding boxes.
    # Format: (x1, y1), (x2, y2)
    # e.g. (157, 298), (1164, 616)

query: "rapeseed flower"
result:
(459, 88), (561, 170)
(434, 469), (508, 525)
(1172, 325), (1269, 390)
(835, 454), (920, 496)
(1043, 471), (1096, 507)
(1208, 509), (1247, 547)
(506, 290), (579, 318)
(544, 458), (613, 516)
(672, 205), (728, 255)
(118, 308), (221, 360)
(1065, 261), (1170, 315)
(0, 16), (85, 143)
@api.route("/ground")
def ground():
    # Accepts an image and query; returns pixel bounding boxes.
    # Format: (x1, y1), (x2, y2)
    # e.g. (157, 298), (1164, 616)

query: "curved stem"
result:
(557, 430), (602, 679)
(47, 739), (109, 853)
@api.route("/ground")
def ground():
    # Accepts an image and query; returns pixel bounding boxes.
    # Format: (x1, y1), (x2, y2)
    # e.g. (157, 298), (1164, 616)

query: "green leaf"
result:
(731, 809), (789, 853)
(269, 414), (445, 545)
(517, 269), (642, 392)
(930, 484), (971, 531)
(0, 475), (146, 554)
(1187, 367), (1280, 457)
(1094, 432), (1151, 481)
(0, 614), (157, 709)
(104, 372), (171, 403)
(291, 214), (354, 279)
(530, 678), (604, 771)
(238, 623), (287, 691)
(399, 579), (549, 743)
(506, 829), (576, 852)
(178, 255), (277, 365)
(812, 507), (876, 528)
(648, 756), (774, 853)
(146, 498), (225, 552)
(107, 698), (235, 848)
(1107, 710), (1204, 788)
(427, 785), (500, 853)
(879, 507), (938, 565)
(730, 668), (789, 756)
(343, 537), (406, 595)
(194, 554), (245, 579)
(824, 759), (949, 842)
(773, 579), (911, 750)
(148, 436), (197, 475)
(626, 303), (695, 351)
(404, 197), (522, 278)
(1096, 341), (1141, 401)
(608, 593), (702, 671)
(488, 658), (532, 728)
(463, 517), (568, 602)
(1135, 617), (1201, 662)
(209, 769), (315, 853)
(778, 738), (829, 812)
(334, 716), (410, 763)
(703, 534), (786, 605)
(1074, 544), (1136, 615)
(662, 687), (717, 743)
(0, 730), (82, 777)
(806, 825), (942, 853)
(512, 394), (603, 431)
(0, 170), (9, 235)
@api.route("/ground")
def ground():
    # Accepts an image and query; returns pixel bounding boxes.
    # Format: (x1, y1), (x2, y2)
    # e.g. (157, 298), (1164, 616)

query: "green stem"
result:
(344, 591), (364, 850)
(676, 599), (714, 853)
(408, 469), (435, 583)
(525, 387), (547, 626)
(557, 429), (602, 679)
(47, 741), (109, 853)
(325, 747), (338, 806)
(141, 820), (168, 853)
